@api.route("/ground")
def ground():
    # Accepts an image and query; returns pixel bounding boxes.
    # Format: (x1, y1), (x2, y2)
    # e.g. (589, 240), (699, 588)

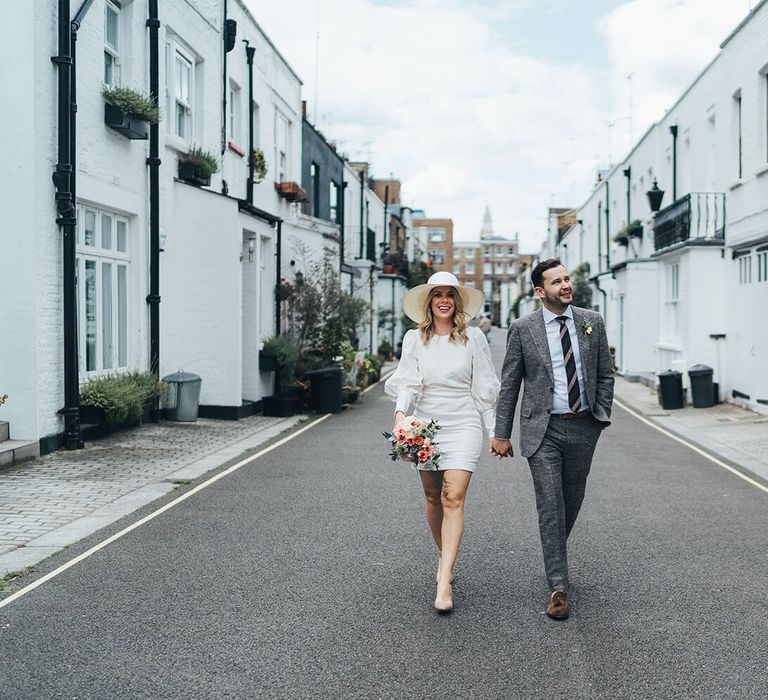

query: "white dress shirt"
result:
(542, 306), (590, 414)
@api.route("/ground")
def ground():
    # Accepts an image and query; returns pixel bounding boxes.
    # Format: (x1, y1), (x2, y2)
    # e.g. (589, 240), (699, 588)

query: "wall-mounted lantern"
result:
(646, 178), (665, 213)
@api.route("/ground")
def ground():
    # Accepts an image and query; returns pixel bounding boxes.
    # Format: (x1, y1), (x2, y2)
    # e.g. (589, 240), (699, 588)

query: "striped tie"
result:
(556, 316), (581, 412)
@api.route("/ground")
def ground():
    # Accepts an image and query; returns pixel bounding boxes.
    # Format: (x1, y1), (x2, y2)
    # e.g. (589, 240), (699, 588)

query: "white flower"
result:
(581, 320), (593, 335)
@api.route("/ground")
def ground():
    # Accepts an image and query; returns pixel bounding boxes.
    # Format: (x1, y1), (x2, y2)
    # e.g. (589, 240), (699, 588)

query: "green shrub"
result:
(250, 148), (269, 182)
(102, 86), (161, 124)
(262, 335), (300, 383)
(80, 371), (167, 425)
(180, 147), (220, 178)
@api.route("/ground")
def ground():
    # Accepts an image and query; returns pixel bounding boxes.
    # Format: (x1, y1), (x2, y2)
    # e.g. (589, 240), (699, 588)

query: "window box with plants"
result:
(627, 220), (644, 239)
(177, 147), (220, 187)
(613, 230), (629, 247)
(250, 148), (269, 183)
(103, 86), (160, 140)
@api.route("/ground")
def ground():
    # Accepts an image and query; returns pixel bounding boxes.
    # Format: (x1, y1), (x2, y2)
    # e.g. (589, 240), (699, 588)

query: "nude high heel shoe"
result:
(434, 582), (453, 613)
(436, 556), (455, 584)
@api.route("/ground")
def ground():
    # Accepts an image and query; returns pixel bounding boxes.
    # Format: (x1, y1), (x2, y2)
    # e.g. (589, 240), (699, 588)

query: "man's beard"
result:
(544, 290), (571, 310)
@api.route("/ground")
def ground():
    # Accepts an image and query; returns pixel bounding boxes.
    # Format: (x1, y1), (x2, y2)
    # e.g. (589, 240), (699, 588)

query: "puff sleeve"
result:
(469, 327), (501, 434)
(384, 329), (423, 415)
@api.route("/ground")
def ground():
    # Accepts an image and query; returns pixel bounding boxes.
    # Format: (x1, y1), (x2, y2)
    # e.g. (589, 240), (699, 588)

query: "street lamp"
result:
(646, 178), (665, 213)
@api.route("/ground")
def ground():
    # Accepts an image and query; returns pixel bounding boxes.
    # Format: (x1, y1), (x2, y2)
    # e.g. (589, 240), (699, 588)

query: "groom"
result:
(491, 258), (614, 620)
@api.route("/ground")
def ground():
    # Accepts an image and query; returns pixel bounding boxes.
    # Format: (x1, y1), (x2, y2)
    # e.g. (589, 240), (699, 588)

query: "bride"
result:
(385, 271), (501, 612)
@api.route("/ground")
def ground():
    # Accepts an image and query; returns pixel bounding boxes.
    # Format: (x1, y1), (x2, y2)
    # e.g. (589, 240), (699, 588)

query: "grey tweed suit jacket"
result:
(494, 306), (615, 458)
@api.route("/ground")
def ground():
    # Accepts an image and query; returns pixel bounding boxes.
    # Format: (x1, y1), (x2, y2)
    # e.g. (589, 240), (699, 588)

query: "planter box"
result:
(178, 161), (211, 187)
(79, 404), (106, 426)
(259, 353), (278, 372)
(279, 384), (305, 403)
(104, 103), (149, 140)
(627, 224), (644, 239)
(614, 235), (629, 247)
(262, 395), (300, 417)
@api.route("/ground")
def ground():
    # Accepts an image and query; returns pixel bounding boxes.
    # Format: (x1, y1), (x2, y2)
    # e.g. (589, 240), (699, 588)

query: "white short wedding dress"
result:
(385, 326), (500, 472)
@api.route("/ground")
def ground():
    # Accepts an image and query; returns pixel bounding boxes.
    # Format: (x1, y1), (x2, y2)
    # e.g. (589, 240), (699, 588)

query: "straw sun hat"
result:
(402, 271), (485, 324)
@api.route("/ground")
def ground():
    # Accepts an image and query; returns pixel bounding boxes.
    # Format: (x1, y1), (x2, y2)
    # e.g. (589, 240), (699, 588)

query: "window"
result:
(104, 1), (120, 86)
(496, 263), (504, 274)
(508, 247), (515, 255)
(77, 206), (130, 373)
(252, 101), (261, 147)
(465, 262), (475, 274)
(483, 263), (491, 274)
(453, 263), (461, 274)
(165, 41), (195, 143)
(428, 227), (445, 242)
(664, 262), (680, 341)
(453, 247), (462, 258)
(764, 72), (768, 163)
(496, 247), (503, 256)
(464, 279), (475, 288)
(310, 162), (320, 217)
(757, 251), (767, 282)
(483, 246), (491, 258)
(430, 249), (445, 265)
(329, 181), (339, 223)
(275, 110), (289, 181)
(739, 254), (752, 285)
(229, 81), (241, 143)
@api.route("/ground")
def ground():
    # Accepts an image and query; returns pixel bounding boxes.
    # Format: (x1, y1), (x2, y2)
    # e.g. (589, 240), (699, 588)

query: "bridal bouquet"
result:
(383, 416), (442, 471)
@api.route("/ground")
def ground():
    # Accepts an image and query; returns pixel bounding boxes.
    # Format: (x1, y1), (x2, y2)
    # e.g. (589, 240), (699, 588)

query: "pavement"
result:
(0, 334), (767, 697)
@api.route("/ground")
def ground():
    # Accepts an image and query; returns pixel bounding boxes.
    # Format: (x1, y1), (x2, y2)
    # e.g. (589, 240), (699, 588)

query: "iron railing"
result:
(654, 192), (726, 251)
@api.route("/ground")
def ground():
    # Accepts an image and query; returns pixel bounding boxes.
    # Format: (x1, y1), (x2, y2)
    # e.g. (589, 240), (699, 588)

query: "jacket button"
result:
(549, 387), (554, 392)
(546, 408), (551, 413)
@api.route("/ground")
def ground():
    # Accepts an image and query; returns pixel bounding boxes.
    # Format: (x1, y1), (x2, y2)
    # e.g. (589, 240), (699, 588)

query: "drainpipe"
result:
(597, 201), (602, 274)
(339, 177), (346, 275)
(52, 0), (80, 450)
(594, 275), (608, 326)
(358, 169), (365, 258)
(275, 220), (282, 336)
(669, 124), (678, 201)
(147, 0), (161, 386)
(623, 166), (631, 224)
(244, 41), (255, 204)
(383, 184), (389, 263)
(221, 0), (228, 158)
(604, 180), (611, 270)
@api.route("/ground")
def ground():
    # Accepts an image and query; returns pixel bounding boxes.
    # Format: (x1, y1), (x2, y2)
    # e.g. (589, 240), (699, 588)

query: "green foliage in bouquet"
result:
(0, 394), (7, 407)
(80, 371), (167, 425)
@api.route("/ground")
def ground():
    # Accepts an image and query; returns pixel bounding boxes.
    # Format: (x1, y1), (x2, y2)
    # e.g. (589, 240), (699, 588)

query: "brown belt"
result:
(553, 410), (592, 420)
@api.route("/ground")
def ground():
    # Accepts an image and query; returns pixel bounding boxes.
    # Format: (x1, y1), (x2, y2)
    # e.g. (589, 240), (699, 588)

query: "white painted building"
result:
(0, 0), (335, 451)
(547, 0), (768, 413)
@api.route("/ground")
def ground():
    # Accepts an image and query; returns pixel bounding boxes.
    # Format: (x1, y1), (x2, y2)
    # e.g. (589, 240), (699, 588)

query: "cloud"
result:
(248, 0), (750, 251)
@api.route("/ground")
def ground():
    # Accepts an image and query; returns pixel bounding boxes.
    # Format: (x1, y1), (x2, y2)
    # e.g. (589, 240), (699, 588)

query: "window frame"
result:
(77, 205), (131, 376)
(165, 39), (195, 146)
(104, 0), (121, 86)
(274, 110), (290, 182)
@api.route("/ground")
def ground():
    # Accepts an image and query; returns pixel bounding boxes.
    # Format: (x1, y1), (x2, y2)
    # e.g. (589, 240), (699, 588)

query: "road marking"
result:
(614, 398), (768, 495)
(0, 413), (331, 610)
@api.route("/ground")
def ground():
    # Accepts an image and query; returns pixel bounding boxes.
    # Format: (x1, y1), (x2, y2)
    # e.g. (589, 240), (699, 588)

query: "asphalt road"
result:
(1, 329), (767, 699)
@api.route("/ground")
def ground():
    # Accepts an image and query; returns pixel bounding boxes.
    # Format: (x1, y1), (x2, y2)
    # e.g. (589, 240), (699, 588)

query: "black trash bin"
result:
(688, 364), (714, 408)
(658, 370), (683, 410)
(306, 367), (342, 414)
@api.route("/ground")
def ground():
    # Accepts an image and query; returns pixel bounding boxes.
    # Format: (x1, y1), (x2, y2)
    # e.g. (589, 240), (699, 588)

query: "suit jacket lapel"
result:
(572, 307), (591, 389)
(527, 309), (555, 384)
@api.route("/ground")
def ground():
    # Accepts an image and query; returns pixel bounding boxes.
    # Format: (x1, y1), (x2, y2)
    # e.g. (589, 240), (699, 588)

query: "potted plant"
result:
(613, 229), (630, 247)
(250, 148), (269, 183)
(102, 86), (160, 140)
(627, 219), (644, 238)
(178, 147), (219, 186)
(260, 334), (299, 374)
(80, 371), (167, 434)
(260, 335), (303, 417)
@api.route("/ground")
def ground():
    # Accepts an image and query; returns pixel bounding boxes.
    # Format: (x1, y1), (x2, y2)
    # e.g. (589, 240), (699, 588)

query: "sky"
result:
(248, 0), (752, 250)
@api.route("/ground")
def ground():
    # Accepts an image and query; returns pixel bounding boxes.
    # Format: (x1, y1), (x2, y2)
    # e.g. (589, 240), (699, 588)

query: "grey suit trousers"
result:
(527, 414), (603, 592)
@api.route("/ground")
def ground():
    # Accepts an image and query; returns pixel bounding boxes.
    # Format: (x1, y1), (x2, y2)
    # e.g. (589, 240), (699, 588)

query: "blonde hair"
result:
(418, 287), (469, 345)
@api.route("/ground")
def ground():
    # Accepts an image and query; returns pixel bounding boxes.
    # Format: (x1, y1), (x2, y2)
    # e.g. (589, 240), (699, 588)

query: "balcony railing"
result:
(654, 192), (725, 252)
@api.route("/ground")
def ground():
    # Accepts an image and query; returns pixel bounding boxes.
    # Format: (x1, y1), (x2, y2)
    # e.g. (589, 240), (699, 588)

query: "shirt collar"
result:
(542, 305), (574, 324)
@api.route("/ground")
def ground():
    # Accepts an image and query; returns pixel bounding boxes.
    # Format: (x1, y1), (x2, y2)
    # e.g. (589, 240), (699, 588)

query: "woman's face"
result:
(430, 287), (456, 321)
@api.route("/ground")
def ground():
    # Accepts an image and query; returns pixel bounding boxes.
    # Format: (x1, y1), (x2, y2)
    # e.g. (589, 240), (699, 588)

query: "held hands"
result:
(489, 437), (513, 459)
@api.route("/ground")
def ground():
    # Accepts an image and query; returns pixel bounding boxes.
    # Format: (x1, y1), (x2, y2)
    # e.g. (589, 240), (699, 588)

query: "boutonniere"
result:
(581, 320), (593, 335)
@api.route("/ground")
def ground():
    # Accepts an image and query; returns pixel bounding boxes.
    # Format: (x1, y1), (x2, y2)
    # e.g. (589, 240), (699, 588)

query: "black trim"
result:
(732, 389), (750, 400)
(756, 398), (768, 406)
(39, 433), (63, 456)
(198, 401), (261, 420)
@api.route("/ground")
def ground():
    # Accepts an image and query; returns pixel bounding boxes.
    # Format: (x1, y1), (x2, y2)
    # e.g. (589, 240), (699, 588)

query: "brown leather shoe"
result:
(545, 591), (570, 620)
